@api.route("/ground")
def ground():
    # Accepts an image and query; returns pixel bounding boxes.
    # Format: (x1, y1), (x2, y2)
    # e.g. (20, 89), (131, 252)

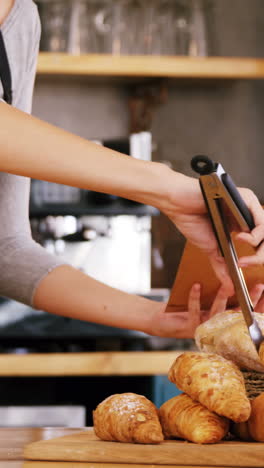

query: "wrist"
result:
(167, 172), (206, 216)
(145, 162), (206, 217)
(138, 299), (165, 336)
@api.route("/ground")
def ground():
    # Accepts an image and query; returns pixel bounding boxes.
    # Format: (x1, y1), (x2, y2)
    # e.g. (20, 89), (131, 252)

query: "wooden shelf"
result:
(37, 53), (264, 80)
(0, 351), (181, 377)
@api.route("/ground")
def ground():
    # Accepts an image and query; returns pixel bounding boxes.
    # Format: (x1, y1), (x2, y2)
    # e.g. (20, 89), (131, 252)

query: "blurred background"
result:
(0, 0), (263, 428)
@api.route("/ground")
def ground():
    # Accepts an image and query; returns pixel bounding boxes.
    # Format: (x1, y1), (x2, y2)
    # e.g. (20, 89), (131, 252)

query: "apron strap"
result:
(0, 29), (12, 104)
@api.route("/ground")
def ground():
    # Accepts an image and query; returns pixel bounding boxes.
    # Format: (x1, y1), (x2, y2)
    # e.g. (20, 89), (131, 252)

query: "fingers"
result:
(187, 283), (201, 312)
(237, 226), (264, 248)
(255, 295), (264, 313)
(187, 283), (201, 330)
(249, 283), (264, 308)
(208, 285), (229, 319)
(208, 252), (234, 296)
(238, 188), (264, 227)
(238, 239), (264, 267)
(235, 189), (264, 267)
(249, 283), (264, 313)
(236, 227), (264, 267)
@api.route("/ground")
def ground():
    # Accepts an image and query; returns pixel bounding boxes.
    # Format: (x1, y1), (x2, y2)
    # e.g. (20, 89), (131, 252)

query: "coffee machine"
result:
(30, 132), (157, 295)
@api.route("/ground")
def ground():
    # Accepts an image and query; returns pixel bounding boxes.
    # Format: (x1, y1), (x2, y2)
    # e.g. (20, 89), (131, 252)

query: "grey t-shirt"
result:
(0, 0), (65, 305)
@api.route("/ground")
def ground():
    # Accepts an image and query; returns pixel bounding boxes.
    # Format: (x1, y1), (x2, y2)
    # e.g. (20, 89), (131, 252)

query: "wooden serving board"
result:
(24, 428), (264, 466)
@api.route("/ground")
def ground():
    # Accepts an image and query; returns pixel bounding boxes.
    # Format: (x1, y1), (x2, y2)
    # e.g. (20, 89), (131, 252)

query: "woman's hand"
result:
(161, 172), (264, 296)
(149, 282), (264, 340)
(235, 189), (264, 267)
(149, 283), (229, 339)
(253, 285), (264, 313)
(1, 104), (263, 302)
(236, 283), (264, 314)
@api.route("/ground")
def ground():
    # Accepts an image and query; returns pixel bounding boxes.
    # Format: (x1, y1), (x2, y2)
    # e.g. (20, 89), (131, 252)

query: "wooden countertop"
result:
(0, 427), (82, 467)
(3, 427), (263, 468)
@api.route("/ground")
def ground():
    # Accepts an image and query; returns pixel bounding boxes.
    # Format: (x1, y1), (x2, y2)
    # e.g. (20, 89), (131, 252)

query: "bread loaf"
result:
(93, 393), (164, 444)
(195, 310), (241, 353)
(159, 393), (229, 444)
(168, 352), (251, 422)
(195, 310), (264, 372)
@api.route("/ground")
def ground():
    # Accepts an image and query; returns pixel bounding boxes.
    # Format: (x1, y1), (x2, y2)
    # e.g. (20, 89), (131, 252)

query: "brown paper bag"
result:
(166, 237), (264, 312)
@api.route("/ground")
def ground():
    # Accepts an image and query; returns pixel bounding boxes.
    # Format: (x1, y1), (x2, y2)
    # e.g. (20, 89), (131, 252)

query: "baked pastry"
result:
(248, 393), (264, 441)
(258, 342), (264, 364)
(232, 393), (264, 442)
(159, 393), (229, 444)
(195, 310), (264, 372)
(195, 310), (241, 353)
(231, 419), (253, 441)
(93, 393), (164, 444)
(168, 352), (251, 422)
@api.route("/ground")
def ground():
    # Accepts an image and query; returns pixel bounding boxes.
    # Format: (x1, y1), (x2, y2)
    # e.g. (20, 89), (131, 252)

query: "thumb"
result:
(209, 252), (234, 296)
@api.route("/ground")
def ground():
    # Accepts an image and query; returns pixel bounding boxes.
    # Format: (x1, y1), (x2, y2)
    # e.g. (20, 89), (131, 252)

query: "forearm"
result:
(0, 102), (201, 214)
(33, 264), (162, 334)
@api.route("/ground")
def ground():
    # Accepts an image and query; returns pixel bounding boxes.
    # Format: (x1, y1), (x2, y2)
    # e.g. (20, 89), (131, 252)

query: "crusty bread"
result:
(93, 393), (164, 444)
(168, 352), (251, 422)
(159, 393), (229, 444)
(195, 310), (241, 353)
(195, 310), (264, 372)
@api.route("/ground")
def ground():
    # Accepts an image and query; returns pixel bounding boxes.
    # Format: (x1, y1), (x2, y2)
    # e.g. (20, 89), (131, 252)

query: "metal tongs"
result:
(191, 155), (264, 352)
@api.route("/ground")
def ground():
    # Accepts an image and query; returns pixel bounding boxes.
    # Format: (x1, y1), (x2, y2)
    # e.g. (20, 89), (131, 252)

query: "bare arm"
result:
(0, 101), (177, 210)
(1, 101), (264, 296)
(33, 266), (235, 338)
(32, 265), (206, 338)
(33, 265), (161, 334)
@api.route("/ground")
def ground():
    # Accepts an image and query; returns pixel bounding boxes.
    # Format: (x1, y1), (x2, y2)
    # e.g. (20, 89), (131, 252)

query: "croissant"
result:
(168, 352), (251, 422)
(248, 393), (264, 442)
(195, 310), (264, 372)
(232, 393), (264, 442)
(258, 342), (264, 364)
(93, 393), (164, 444)
(231, 419), (253, 441)
(159, 393), (229, 444)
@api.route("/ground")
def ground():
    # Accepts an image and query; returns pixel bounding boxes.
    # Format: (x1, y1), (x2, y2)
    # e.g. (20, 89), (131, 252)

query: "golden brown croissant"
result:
(168, 352), (251, 422)
(159, 393), (229, 444)
(248, 393), (264, 442)
(195, 310), (264, 372)
(232, 393), (264, 442)
(231, 419), (253, 441)
(93, 393), (164, 444)
(258, 342), (264, 364)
